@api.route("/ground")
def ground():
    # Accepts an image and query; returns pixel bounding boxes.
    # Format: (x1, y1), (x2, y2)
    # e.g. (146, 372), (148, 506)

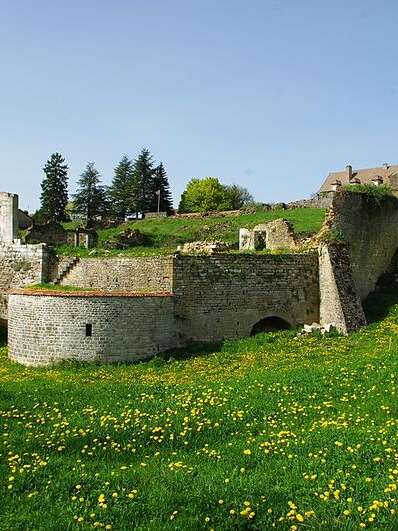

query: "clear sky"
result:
(1, 0), (398, 212)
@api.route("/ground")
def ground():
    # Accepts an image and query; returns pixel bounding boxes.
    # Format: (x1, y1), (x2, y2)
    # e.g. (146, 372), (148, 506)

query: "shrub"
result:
(343, 183), (394, 203)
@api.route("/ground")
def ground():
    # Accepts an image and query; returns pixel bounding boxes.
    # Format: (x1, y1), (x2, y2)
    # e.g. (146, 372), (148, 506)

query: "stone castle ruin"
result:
(1, 189), (396, 366)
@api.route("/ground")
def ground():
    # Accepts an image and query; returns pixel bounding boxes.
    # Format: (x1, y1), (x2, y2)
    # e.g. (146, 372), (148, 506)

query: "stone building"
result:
(319, 163), (398, 194)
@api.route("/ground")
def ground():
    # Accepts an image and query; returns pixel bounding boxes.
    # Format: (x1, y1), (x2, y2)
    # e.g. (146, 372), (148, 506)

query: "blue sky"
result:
(1, 0), (398, 211)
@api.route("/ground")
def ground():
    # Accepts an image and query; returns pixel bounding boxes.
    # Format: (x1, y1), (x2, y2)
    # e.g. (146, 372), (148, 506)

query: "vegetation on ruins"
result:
(178, 177), (253, 213)
(73, 163), (108, 227)
(39, 153), (69, 222)
(343, 183), (395, 203)
(59, 207), (326, 256)
(1, 291), (398, 529)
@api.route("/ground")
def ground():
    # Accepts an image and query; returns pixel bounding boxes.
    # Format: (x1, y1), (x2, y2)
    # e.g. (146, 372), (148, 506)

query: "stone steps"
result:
(53, 256), (79, 285)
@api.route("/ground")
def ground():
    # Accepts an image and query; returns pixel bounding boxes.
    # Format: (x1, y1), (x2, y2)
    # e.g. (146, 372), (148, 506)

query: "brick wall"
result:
(0, 242), (47, 325)
(8, 291), (176, 366)
(58, 256), (174, 291)
(173, 253), (319, 343)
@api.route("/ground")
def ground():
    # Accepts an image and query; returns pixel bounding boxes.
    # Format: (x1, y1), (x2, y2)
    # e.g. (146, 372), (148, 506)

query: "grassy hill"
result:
(59, 207), (325, 256)
(1, 292), (398, 529)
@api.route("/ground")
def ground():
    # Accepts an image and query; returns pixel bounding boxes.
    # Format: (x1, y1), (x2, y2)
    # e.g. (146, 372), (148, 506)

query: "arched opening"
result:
(250, 316), (291, 335)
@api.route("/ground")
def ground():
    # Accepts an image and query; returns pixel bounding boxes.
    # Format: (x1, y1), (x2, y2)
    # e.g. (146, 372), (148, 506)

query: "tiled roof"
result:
(319, 165), (398, 192)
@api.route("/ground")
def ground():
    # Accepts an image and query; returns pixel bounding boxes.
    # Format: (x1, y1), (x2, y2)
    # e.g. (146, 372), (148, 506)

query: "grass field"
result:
(1, 292), (398, 529)
(59, 208), (325, 256)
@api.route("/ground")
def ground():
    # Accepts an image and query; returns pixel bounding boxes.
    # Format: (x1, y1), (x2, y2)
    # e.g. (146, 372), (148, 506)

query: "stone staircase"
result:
(53, 256), (80, 285)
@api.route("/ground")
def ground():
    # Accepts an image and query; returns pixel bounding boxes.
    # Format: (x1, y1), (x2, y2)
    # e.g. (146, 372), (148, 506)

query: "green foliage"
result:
(179, 178), (253, 213)
(178, 177), (230, 213)
(58, 207), (326, 256)
(40, 153), (69, 222)
(132, 148), (156, 214)
(107, 155), (135, 219)
(151, 162), (173, 214)
(73, 163), (108, 227)
(343, 183), (394, 203)
(224, 184), (253, 209)
(27, 283), (94, 291)
(1, 293), (398, 528)
(318, 228), (344, 242)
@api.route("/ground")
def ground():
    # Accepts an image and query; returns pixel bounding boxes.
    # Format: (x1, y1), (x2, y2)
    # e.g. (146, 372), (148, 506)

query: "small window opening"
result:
(85, 323), (92, 337)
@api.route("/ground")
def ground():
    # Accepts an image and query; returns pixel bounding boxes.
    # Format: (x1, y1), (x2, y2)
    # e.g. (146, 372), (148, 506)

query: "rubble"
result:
(176, 241), (230, 254)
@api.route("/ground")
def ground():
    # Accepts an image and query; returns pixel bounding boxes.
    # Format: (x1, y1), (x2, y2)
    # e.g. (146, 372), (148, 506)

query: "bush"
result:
(178, 178), (253, 213)
(343, 183), (394, 203)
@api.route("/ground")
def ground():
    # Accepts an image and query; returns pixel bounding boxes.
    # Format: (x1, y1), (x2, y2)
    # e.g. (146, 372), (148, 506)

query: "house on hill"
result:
(319, 164), (398, 194)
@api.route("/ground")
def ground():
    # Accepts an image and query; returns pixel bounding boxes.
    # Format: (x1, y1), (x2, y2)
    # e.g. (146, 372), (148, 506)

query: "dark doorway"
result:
(250, 316), (291, 335)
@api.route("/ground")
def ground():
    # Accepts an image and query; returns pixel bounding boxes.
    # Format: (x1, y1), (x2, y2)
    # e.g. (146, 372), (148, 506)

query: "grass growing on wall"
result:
(1, 292), (398, 529)
(27, 283), (96, 292)
(58, 208), (325, 257)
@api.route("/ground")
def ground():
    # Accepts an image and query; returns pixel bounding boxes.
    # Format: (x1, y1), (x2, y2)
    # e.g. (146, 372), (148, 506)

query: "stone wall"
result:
(319, 243), (366, 333)
(0, 242), (48, 326)
(58, 256), (174, 292)
(8, 291), (176, 366)
(239, 219), (297, 251)
(329, 192), (398, 300)
(173, 253), (319, 344)
(0, 192), (18, 242)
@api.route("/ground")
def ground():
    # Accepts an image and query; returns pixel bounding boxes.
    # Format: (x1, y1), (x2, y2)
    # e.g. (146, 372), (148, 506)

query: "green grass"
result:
(27, 283), (96, 292)
(1, 292), (398, 529)
(58, 208), (325, 257)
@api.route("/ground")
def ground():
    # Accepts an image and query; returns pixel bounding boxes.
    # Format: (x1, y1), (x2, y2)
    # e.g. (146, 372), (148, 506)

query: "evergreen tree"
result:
(40, 153), (69, 222)
(131, 148), (155, 214)
(152, 162), (173, 213)
(73, 163), (108, 227)
(108, 155), (134, 219)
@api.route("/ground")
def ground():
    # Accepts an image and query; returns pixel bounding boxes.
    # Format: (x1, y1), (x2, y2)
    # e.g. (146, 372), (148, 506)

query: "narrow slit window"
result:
(85, 323), (92, 337)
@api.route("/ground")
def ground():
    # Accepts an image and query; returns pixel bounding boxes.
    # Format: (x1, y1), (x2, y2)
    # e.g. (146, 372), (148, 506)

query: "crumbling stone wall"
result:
(58, 256), (174, 292)
(239, 219), (297, 251)
(173, 253), (319, 344)
(328, 192), (398, 300)
(8, 291), (176, 366)
(319, 243), (366, 333)
(0, 242), (48, 326)
(0, 192), (18, 242)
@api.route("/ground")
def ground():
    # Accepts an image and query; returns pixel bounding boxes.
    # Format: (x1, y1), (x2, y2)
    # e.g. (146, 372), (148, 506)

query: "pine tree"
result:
(73, 163), (108, 227)
(152, 162), (173, 213)
(131, 148), (156, 214)
(40, 153), (69, 222)
(108, 155), (134, 219)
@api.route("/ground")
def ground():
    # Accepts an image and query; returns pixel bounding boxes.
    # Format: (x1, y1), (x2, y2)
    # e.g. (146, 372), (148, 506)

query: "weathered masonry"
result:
(3, 189), (398, 366)
(8, 291), (175, 366)
(8, 251), (321, 365)
(0, 193), (48, 328)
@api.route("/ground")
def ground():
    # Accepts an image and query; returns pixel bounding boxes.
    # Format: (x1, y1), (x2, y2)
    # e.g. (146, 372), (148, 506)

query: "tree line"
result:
(38, 148), (173, 225)
(38, 150), (254, 225)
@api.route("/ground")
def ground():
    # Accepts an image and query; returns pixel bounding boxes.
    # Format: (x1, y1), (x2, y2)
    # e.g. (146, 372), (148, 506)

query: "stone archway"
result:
(250, 316), (291, 335)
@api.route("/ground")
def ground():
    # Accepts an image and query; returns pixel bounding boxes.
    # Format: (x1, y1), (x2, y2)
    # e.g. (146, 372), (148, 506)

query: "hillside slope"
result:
(60, 207), (325, 256)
